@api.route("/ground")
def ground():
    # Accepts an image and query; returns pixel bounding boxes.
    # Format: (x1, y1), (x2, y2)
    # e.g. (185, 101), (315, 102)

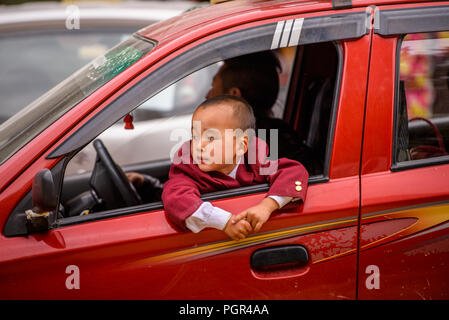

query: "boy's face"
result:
(191, 104), (248, 175)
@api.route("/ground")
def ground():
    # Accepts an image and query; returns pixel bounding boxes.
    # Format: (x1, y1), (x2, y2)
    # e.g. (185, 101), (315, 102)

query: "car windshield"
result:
(0, 35), (155, 165)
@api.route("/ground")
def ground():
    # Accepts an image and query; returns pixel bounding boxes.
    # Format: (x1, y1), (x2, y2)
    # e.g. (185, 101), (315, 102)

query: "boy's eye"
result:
(192, 135), (198, 140)
(207, 136), (214, 142)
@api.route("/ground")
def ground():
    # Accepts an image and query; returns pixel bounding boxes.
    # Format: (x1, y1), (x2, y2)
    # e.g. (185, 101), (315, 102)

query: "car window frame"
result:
(5, 11), (369, 235)
(48, 11), (368, 158)
(54, 13), (362, 228)
(285, 41), (343, 181)
(384, 5), (449, 171)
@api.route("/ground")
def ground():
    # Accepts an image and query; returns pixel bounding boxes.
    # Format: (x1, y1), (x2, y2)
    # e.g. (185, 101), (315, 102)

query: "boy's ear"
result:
(227, 87), (242, 97)
(237, 135), (249, 156)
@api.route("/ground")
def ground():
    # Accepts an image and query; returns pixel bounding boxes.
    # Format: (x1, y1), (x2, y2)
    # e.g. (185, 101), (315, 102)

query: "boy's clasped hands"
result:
(224, 197), (279, 240)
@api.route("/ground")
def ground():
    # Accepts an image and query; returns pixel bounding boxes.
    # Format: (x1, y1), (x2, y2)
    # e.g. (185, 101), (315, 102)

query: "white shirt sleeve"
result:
(185, 201), (232, 233)
(268, 196), (300, 209)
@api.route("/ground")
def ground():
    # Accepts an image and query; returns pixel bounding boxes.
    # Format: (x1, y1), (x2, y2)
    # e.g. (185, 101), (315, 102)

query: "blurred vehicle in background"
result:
(0, 0), (215, 174)
(0, 0), (195, 124)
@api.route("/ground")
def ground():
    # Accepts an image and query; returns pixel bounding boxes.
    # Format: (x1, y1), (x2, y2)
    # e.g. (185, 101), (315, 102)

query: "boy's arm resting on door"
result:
(162, 176), (251, 238)
(162, 174), (204, 232)
(265, 157), (309, 203)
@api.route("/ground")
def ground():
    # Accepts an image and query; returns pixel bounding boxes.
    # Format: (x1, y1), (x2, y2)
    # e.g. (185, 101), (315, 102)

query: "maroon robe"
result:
(162, 137), (309, 231)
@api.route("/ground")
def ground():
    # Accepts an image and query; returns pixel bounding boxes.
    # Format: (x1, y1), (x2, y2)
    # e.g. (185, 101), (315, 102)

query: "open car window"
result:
(64, 62), (222, 177)
(59, 40), (341, 219)
(64, 47), (298, 177)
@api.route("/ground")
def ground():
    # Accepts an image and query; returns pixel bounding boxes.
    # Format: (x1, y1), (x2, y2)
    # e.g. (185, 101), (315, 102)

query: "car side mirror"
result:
(25, 169), (57, 233)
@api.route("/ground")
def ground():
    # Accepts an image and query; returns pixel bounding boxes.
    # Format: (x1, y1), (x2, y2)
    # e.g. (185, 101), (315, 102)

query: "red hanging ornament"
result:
(123, 114), (134, 130)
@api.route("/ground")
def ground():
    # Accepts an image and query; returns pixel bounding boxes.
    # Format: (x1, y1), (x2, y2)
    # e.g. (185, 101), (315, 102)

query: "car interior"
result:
(58, 41), (340, 218)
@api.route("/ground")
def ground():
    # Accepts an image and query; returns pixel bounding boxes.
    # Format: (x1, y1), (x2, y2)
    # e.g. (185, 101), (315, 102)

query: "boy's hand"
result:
(223, 218), (252, 240)
(126, 172), (145, 188)
(232, 197), (279, 233)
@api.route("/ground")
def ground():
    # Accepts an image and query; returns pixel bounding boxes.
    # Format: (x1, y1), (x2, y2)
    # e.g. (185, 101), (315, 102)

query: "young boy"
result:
(130, 95), (308, 240)
(164, 94), (309, 240)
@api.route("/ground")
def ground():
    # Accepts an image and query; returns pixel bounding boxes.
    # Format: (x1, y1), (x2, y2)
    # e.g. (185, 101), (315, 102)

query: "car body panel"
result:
(0, 177), (361, 299)
(137, 0), (438, 44)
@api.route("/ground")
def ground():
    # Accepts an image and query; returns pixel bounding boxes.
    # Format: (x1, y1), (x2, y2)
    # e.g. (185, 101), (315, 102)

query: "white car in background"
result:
(0, 1), (217, 175)
(0, 1), (197, 123)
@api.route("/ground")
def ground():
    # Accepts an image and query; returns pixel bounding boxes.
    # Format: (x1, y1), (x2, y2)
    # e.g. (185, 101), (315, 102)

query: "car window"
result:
(0, 30), (132, 124)
(394, 32), (449, 165)
(286, 42), (340, 177)
(64, 62), (221, 176)
(54, 10), (361, 221)
(4, 11), (364, 236)
(60, 41), (342, 218)
(64, 49), (296, 176)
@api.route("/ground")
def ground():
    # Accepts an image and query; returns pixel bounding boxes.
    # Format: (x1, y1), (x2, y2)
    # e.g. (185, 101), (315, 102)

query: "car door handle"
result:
(250, 245), (309, 272)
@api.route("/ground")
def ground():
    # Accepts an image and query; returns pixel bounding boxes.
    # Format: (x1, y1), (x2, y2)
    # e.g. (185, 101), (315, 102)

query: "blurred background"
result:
(2, 0), (447, 124)
(0, 0), (205, 124)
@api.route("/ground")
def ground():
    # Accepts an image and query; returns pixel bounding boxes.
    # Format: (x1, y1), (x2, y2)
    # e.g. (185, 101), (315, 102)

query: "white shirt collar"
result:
(227, 156), (242, 179)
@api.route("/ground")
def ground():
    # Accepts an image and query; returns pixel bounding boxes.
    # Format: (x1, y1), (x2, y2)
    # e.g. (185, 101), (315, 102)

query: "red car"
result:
(0, 0), (448, 300)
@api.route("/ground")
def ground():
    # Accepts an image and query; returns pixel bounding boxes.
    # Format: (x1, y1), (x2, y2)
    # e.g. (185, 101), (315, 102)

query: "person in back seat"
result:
(205, 51), (317, 173)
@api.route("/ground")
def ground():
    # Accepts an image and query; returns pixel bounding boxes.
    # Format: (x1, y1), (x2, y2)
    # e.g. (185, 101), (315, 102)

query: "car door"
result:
(359, 2), (449, 299)
(0, 5), (373, 299)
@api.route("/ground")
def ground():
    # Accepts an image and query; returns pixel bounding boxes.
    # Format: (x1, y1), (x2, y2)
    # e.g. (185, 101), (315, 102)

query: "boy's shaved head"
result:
(196, 94), (256, 131)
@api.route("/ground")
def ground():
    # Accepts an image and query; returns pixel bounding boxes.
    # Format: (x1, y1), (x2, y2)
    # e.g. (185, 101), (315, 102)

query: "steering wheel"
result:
(409, 117), (448, 160)
(92, 139), (142, 209)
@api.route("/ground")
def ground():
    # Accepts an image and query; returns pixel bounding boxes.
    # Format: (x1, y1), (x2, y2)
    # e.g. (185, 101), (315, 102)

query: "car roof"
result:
(0, 1), (193, 31)
(138, 0), (436, 43)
